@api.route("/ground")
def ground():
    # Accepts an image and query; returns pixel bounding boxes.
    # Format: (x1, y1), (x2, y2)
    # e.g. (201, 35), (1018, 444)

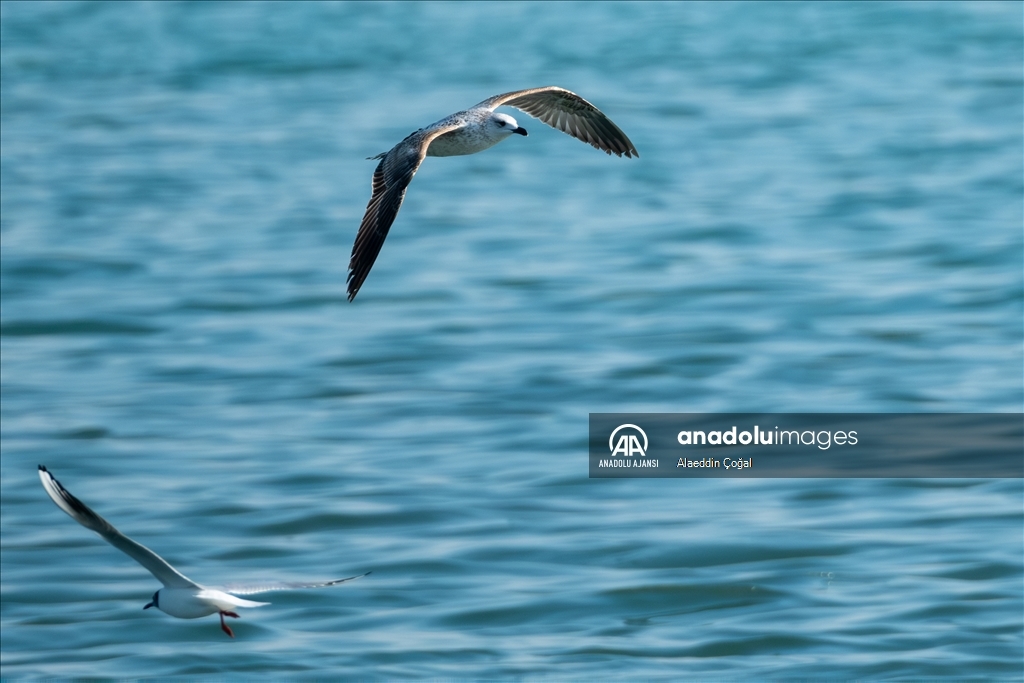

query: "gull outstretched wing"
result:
(476, 86), (638, 158)
(347, 123), (464, 301)
(38, 465), (199, 590)
(219, 572), (371, 596)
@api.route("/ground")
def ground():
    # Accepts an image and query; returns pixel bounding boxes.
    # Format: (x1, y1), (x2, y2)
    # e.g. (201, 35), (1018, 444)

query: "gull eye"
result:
(497, 120), (506, 127)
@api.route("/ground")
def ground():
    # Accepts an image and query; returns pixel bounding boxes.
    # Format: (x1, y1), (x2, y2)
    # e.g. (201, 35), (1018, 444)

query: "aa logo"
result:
(609, 424), (648, 457)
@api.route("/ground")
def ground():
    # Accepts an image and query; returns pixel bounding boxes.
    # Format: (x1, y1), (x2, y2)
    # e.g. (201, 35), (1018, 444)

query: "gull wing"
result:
(219, 571), (371, 596)
(347, 123), (464, 301)
(38, 465), (199, 590)
(475, 86), (638, 158)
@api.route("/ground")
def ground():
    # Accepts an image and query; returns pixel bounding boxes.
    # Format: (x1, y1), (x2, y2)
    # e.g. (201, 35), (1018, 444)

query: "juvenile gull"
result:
(347, 86), (638, 301)
(38, 465), (369, 638)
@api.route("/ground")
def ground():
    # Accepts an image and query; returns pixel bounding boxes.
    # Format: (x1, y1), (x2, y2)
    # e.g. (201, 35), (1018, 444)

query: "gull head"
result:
(490, 112), (527, 137)
(143, 590), (159, 610)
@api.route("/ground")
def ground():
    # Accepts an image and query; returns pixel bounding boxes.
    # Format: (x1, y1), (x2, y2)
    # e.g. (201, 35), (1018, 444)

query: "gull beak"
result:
(513, 126), (528, 136)
(143, 601), (154, 610)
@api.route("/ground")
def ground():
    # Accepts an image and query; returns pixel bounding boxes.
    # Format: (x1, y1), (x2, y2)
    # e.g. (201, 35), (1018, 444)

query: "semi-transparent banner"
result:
(589, 414), (1023, 478)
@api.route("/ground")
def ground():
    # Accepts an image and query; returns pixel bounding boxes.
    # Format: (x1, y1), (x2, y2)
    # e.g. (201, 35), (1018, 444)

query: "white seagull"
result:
(38, 465), (368, 638)
(347, 86), (638, 300)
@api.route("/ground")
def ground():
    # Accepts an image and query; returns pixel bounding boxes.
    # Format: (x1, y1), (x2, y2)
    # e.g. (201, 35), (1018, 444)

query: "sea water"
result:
(2, 2), (1021, 679)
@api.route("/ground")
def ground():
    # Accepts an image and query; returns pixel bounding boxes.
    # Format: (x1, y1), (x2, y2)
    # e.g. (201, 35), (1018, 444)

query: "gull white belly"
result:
(157, 588), (266, 619)
(157, 588), (221, 619)
(425, 128), (503, 157)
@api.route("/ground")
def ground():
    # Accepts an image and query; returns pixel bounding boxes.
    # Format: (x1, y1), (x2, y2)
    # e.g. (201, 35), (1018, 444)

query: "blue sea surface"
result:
(1, 2), (1022, 679)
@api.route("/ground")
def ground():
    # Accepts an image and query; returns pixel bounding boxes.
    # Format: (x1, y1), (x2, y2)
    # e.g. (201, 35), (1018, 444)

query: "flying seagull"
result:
(347, 86), (638, 301)
(38, 465), (368, 638)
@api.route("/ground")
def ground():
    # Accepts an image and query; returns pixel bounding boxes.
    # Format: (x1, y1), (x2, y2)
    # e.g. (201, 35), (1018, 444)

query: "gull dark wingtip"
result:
(346, 272), (361, 302)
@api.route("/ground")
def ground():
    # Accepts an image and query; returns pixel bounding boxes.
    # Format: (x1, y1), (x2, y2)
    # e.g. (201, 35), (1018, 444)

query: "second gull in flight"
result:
(38, 465), (369, 638)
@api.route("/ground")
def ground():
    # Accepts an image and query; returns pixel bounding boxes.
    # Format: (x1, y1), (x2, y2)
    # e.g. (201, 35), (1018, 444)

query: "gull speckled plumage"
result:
(347, 86), (638, 301)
